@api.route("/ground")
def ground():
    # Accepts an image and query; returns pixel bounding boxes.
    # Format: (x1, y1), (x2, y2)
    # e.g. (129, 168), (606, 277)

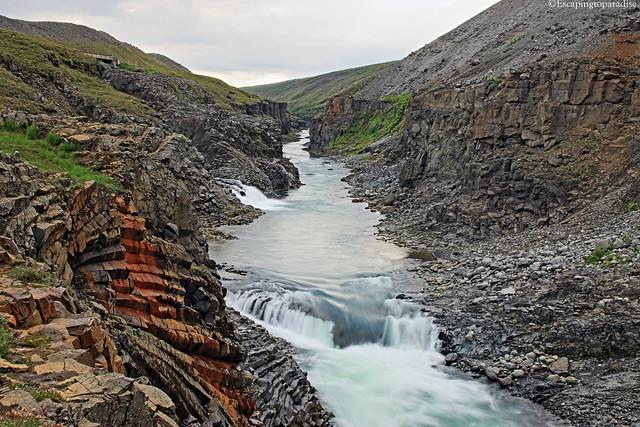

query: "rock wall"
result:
(102, 68), (300, 195)
(393, 56), (639, 233)
(309, 96), (383, 154)
(244, 100), (290, 131)
(68, 183), (255, 425)
(0, 113), (332, 426)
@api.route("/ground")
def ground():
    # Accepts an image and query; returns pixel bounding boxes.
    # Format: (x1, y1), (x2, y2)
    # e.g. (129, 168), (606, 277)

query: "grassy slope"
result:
(0, 127), (121, 191)
(330, 93), (411, 154)
(0, 29), (155, 117)
(243, 61), (397, 118)
(0, 17), (261, 112)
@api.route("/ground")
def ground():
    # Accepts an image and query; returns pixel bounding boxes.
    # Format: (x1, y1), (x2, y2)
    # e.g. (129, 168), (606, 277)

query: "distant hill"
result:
(0, 15), (261, 111)
(0, 15), (190, 72)
(243, 62), (396, 119)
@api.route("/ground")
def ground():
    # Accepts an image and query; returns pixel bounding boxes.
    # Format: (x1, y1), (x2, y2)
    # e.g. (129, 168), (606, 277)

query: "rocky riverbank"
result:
(337, 151), (640, 427)
(0, 99), (329, 427)
(304, 2), (640, 424)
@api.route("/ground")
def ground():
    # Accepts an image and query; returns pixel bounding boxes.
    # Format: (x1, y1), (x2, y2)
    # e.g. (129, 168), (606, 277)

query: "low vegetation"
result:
(0, 128), (122, 191)
(0, 29), (155, 117)
(11, 384), (64, 403)
(628, 201), (638, 212)
(22, 333), (51, 348)
(330, 93), (411, 154)
(585, 246), (625, 267)
(0, 28), (259, 115)
(504, 34), (525, 47)
(8, 266), (55, 285)
(0, 317), (15, 359)
(0, 417), (44, 427)
(485, 75), (502, 90)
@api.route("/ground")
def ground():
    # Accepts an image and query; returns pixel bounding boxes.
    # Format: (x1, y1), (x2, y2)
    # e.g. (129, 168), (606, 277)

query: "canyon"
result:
(0, 1), (639, 426)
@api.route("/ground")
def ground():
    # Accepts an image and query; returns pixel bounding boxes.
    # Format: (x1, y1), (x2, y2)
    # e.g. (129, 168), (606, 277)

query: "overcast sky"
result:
(1, 0), (498, 87)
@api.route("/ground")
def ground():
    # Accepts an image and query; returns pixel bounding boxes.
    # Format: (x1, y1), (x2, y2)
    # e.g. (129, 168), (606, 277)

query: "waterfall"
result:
(381, 299), (439, 351)
(225, 180), (288, 211)
(227, 290), (335, 348)
(228, 289), (439, 352)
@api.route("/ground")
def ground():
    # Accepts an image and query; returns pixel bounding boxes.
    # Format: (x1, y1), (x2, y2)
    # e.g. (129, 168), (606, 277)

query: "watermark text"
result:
(548, 0), (637, 8)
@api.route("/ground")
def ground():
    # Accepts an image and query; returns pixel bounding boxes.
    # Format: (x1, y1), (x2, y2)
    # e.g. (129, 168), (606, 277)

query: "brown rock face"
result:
(68, 183), (255, 425)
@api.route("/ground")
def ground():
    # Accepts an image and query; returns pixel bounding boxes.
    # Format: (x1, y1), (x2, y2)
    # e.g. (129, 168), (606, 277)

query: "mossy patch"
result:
(330, 93), (410, 154)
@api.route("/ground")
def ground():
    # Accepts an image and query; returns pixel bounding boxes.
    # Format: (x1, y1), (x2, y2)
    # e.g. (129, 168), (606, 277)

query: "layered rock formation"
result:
(102, 68), (299, 196)
(0, 108), (331, 425)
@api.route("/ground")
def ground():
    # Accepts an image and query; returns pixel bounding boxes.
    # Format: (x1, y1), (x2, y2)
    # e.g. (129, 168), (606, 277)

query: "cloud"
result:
(0, 0), (499, 86)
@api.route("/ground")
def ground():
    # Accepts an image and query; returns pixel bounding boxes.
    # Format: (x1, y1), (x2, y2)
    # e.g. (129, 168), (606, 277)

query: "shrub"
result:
(628, 201), (638, 212)
(0, 317), (15, 358)
(22, 333), (51, 348)
(9, 266), (54, 285)
(585, 247), (611, 265)
(485, 75), (502, 90)
(45, 132), (61, 145)
(0, 416), (43, 427)
(25, 124), (38, 140)
(58, 141), (82, 153)
(3, 119), (19, 132)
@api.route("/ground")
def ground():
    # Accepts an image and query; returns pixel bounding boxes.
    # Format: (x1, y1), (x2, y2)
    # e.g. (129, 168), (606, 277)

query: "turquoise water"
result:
(210, 131), (561, 427)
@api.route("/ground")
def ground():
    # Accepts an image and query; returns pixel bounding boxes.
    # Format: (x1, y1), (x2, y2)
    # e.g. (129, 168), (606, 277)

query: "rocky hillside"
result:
(0, 22), (298, 195)
(0, 17), (333, 427)
(309, 1), (640, 425)
(243, 61), (396, 119)
(311, 0), (640, 233)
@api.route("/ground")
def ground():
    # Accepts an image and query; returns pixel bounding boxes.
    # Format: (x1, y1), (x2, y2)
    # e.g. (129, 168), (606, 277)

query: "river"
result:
(209, 131), (559, 427)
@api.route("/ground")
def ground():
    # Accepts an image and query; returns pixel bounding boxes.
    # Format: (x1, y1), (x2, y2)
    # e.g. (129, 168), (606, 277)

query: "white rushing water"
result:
(227, 179), (289, 211)
(211, 131), (560, 427)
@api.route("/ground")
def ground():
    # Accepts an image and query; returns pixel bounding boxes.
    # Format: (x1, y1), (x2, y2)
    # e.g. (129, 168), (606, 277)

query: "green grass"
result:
(22, 333), (51, 348)
(0, 417), (44, 427)
(3, 120), (19, 132)
(244, 61), (398, 118)
(46, 133), (61, 145)
(25, 125), (38, 140)
(0, 29), (260, 114)
(329, 93), (411, 154)
(0, 29), (155, 117)
(628, 201), (638, 212)
(66, 68), (155, 118)
(0, 130), (122, 191)
(8, 266), (55, 285)
(118, 62), (143, 72)
(0, 318), (15, 359)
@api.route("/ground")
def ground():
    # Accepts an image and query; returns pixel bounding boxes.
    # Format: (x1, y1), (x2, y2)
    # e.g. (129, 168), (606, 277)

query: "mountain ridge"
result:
(243, 61), (397, 118)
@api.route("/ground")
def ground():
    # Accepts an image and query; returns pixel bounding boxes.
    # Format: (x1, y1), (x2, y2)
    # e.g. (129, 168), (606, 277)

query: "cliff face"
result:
(392, 54), (640, 234)
(0, 110), (332, 426)
(101, 68), (300, 195)
(309, 1), (639, 235)
(309, 97), (385, 154)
